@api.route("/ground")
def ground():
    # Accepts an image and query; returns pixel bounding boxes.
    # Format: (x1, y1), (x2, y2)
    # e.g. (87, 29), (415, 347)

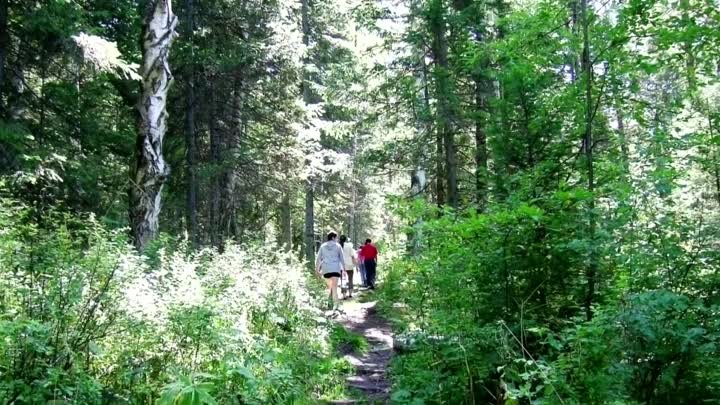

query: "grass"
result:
(330, 324), (370, 354)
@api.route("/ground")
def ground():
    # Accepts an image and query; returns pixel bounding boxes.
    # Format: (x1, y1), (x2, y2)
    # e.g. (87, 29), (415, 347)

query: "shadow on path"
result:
(328, 294), (394, 405)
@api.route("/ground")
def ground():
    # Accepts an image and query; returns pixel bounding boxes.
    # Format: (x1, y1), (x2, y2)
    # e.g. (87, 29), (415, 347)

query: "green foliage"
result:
(158, 374), (218, 405)
(0, 198), (351, 405)
(367, 0), (720, 401)
(379, 196), (720, 405)
(330, 324), (369, 354)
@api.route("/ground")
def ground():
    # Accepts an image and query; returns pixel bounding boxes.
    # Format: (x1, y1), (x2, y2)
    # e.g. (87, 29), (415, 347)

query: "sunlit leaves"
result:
(72, 33), (140, 80)
(157, 374), (218, 405)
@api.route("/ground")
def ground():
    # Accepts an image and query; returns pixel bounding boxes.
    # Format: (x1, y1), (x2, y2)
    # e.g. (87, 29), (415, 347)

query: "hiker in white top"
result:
(315, 231), (345, 309)
(339, 235), (358, 299)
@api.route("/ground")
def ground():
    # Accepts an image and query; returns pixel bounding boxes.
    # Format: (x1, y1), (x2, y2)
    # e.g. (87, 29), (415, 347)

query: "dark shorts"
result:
(323, 272), (341, 279)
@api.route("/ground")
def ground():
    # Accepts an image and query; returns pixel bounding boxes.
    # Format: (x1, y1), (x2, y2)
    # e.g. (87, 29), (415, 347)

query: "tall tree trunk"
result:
(129, 0), (178, 251)
(680, 0), (696, 91)
(490, 0), (507, 202)
(474, 74), (488, 209)
(304, 180), (315, 265)
(349, 133), (358, 244)
(423, 54), (443, 207)
(714, 150), (720, 207)
(580, 0), (597, 321)
(408, 67), (427, 249)
(708, 116), (720, 207)
(8, 69), (24, 120)
(220, 80), (242, 242)
(0, 0), (8, 116)
(409, 167), (426, 254)
(407, 0), (428, 230)
(209, 84), (222, 248)
(436, 131), (445, 206)
(428, 0), (458, 209)
(0, 0), (11, 169)
(280, 190), (292, 252)
(568, 0), (579, 82)
(301, 0), (316, 266)
(184, 0), (198, 246)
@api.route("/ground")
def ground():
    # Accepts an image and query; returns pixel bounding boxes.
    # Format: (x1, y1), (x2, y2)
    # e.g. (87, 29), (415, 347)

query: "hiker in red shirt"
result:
(359, 239), (379, 289)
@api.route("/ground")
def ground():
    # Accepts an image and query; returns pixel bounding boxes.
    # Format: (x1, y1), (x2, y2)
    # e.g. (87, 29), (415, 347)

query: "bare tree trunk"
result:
(580, 0), (597, 321)
(429, 0), (457, 209)
(184, 0), (198, 246)
(220, 81), (242, 242)
(714, 153), (720, 207)
(568, 0), (579, 82)
(680, 0), (696, 91)
(436, 131), (445, 206)
(708, 116), (720, 207)
(489, 0), (508, 202)
(349, 133), (358, 244)
(209, 84), (222, 249)
(304, 180), (315, 265)
(0, 0), (8, 116)
(0, 13), (13, 169)
(409, 23), (429, 244)
(129, 0), (178, 251)
(280, 191), (292, 252)
(301, 0), (316, 266)
(474, 74), (488, 209)
(409, 168), (426, 254)
(39, 63), (47, 136)
(8, 69), (25, 120)
(408, 19), (429, 251)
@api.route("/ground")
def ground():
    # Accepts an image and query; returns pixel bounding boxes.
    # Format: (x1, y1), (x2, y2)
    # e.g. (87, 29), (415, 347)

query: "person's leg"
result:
(330, 276), (340, 308)
(346, 270), (354, 297)
(340, 272), (346, 299)
(366, 260), (376, 289)
(324, 276), (334, 308)
(359, 263), (367, 287)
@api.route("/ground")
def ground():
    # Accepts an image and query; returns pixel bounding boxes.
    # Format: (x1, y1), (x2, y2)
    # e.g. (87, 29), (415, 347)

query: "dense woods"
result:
(1, 0), (719, 403)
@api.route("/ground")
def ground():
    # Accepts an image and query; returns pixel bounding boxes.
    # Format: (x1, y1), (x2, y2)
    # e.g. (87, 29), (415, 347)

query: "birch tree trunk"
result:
(129, 0), (178, 251)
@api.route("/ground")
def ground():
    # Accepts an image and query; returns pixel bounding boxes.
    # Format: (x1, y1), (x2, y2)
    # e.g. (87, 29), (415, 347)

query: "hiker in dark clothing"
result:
(359, 238), (378, 289)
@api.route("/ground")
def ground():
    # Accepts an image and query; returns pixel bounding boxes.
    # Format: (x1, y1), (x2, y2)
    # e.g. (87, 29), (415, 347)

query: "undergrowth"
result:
(377, 201), (720, 405)
(0, 199), (352, 405)
(330, 324), (369, 354)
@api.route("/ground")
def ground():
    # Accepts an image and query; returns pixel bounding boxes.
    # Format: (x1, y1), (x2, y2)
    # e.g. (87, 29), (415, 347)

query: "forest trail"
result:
(330, 297), (394, 405)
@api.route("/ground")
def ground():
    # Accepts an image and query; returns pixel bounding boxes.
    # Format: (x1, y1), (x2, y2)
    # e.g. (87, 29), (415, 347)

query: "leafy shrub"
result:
(0, 198), (350, 405)
(379, 199), (720, 405)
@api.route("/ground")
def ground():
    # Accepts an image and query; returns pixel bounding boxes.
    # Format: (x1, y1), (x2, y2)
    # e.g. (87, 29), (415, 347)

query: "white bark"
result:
(130, 0), (178, 250)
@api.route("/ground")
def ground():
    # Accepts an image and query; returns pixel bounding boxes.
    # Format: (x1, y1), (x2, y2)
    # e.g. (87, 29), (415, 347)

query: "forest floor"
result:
(329, 291), (394, 405)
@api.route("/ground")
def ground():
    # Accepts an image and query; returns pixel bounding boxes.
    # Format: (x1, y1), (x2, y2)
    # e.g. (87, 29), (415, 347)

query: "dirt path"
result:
(330, 297), (394, 405)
